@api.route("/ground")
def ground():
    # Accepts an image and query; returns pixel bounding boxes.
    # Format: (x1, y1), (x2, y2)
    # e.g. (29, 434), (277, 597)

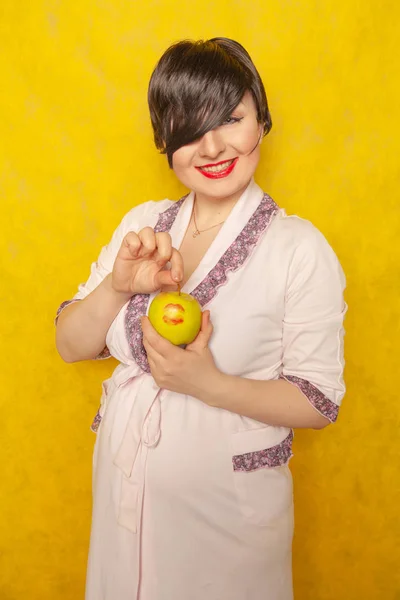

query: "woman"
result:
(56, 38), (347, 600)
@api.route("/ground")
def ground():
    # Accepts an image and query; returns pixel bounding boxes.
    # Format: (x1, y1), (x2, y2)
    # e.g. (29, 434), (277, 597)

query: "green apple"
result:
(148, 290), (202, 345)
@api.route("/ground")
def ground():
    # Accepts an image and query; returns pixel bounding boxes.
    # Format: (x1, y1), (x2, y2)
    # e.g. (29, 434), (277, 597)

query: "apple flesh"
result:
(148, 290), (202, 346)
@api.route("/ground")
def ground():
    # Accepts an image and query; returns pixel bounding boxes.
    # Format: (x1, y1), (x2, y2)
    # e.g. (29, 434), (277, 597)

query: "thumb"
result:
(187, 311), (213, 350)
(154, 268), (179, 289)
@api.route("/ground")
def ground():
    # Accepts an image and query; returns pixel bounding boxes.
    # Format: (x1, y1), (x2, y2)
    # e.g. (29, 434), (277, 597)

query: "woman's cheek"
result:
(232, 127), (260, 155)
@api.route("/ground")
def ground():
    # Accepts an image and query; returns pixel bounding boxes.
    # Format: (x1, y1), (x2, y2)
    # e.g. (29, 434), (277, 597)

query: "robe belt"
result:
(108, 364), (162, 533)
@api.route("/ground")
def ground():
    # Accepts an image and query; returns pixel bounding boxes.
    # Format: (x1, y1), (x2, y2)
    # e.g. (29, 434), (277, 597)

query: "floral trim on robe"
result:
(232, 430), (294, 472)
(279, 374), (339, 423)
(90, 409), (103, 432)
(190, 194), (279, 306)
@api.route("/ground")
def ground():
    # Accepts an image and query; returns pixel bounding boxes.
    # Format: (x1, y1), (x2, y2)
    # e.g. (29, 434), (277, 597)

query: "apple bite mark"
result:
(162, 303), (185, 326)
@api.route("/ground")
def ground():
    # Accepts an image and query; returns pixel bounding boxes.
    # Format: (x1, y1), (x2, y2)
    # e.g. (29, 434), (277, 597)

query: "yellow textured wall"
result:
(1, 1), (398, 598)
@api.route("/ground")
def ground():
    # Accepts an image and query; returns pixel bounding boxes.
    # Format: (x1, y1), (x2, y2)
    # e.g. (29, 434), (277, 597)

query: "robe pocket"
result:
(230, 428), (293, 526)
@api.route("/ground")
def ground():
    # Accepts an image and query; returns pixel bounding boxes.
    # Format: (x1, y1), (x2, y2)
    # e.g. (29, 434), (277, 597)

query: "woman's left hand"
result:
(141, 311), (221, 401)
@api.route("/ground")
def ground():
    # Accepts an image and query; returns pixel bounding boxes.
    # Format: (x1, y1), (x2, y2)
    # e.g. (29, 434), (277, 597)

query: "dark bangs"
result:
(148, 38), (272, 167)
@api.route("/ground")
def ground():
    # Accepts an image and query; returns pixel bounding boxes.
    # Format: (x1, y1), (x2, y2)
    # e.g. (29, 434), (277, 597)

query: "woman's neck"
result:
(193, 180), (250, 227)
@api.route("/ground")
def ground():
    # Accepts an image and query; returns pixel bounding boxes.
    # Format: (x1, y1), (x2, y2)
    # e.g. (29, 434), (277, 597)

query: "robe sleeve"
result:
(55, 206), (144, 359)
(279, 222), (347, 423)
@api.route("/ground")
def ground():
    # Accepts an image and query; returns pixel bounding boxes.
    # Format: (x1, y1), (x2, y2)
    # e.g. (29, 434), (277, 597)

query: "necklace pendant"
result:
(193, 229), (200, 238)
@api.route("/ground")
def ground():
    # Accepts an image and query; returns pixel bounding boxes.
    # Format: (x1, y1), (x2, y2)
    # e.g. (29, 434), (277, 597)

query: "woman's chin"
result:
(191, 176), (253, 200)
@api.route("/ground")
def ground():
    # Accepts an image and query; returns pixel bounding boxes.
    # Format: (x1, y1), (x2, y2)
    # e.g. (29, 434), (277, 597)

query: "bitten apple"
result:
(148, 290), (202, 345)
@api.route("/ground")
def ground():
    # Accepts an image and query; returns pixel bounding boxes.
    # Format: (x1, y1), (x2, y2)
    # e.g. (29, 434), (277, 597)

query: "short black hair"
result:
(148, 38), (272, 167)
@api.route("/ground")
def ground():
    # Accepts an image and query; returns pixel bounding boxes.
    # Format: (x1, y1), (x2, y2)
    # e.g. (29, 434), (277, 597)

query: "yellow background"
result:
(1, 1), (399, 598)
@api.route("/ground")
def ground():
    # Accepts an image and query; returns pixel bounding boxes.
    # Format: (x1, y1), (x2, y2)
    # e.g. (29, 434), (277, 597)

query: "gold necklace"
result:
(192, 204), (225, 238)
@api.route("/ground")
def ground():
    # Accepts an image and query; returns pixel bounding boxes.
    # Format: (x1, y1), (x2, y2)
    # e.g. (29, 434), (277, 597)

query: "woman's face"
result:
(171, 91), (263, 201)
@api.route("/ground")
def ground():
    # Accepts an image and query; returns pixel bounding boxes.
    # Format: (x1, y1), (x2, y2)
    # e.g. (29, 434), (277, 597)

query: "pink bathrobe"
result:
(57, 179), (347, 600)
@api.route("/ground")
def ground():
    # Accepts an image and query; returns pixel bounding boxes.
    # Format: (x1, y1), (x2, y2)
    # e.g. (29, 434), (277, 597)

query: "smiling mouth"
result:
(197, 158), (236, 174)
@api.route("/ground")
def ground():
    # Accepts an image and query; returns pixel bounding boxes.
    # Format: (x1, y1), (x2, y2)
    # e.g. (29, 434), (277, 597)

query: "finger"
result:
(143, 335), (162, 363)
(199, 310), (213, 339)
(142, 330), (166, 370)
(154, 232), (172, 267)
(120, 232), (141, 259)
(153, 246), (184, 288)
(141, 316), (176, 358)
(138, 227), (156, 257)
(147, 356), (157, 375)
(169, 248), (184, 282)
(187, 311), (213, 350)
(154, 268), (180, 288)
(197, 312), (213, 348)
(145, 351), (159, 378)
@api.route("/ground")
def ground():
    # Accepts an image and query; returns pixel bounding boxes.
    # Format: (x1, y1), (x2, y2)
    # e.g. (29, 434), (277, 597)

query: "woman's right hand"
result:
(111, 228), (184, 296)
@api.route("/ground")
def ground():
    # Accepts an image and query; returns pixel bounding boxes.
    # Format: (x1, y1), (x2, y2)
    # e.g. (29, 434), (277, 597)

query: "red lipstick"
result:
(195, 157), (238, 179)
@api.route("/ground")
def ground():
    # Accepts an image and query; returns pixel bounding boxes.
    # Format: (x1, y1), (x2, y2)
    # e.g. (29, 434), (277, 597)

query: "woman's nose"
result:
(198, 129), (226, 159)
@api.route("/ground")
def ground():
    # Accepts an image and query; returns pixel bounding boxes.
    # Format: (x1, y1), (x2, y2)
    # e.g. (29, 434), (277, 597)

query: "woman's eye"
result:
(222, 116), (243, 125)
